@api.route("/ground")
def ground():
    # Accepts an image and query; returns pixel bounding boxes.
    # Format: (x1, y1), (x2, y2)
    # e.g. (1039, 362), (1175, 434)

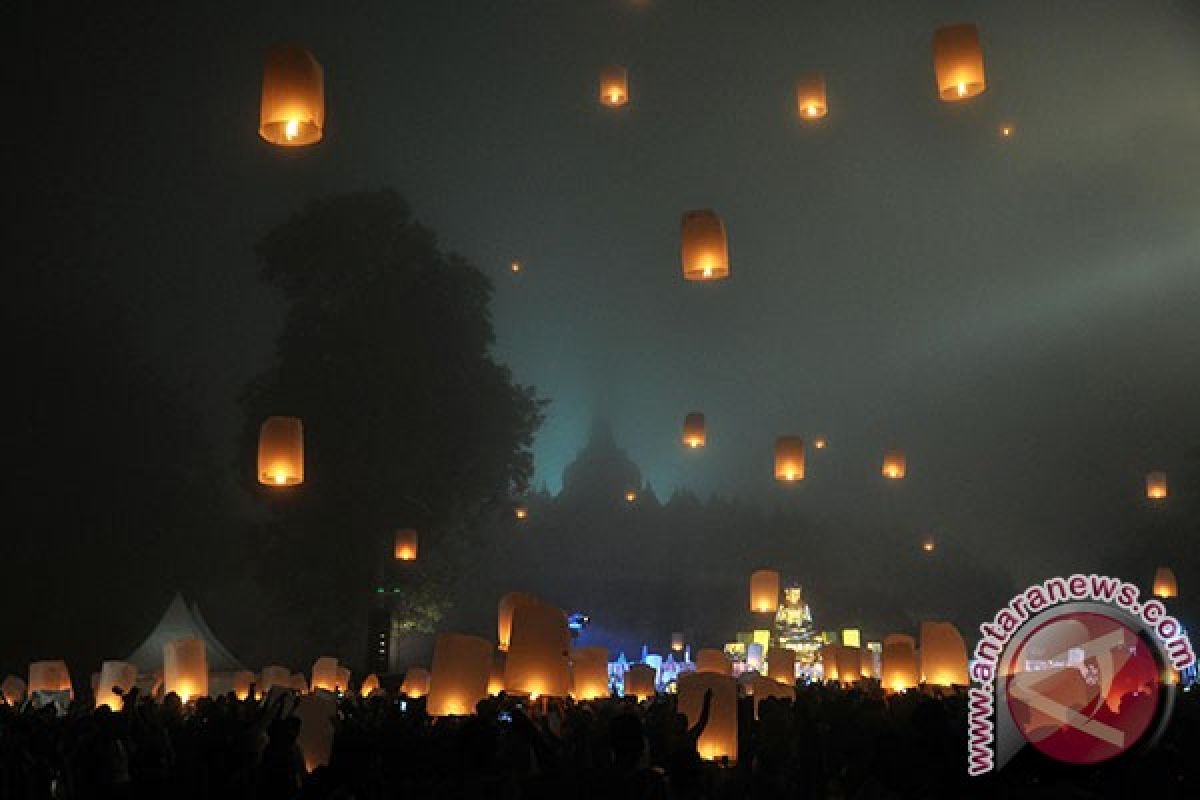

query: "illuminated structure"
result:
(773, 584), (821, 668)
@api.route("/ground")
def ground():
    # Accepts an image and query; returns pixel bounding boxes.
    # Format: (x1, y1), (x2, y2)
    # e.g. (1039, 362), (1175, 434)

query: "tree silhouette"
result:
(240, 189), (543, 666)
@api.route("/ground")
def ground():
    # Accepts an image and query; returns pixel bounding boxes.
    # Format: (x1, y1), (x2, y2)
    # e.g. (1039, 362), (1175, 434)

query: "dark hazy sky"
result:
(18, 1), (1200, 595)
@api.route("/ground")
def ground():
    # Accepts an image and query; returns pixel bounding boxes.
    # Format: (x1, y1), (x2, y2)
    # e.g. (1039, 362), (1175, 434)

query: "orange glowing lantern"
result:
(932, 23), (986, 102)
(882, 449), (906, 480)
(922, 538), (936, 553)
(259, 666), (291, 693)
(232, 670), (256, 700)
(836, 647), (862, 686)
(695, 648), (731, 676)
(163, 638), (208, 702)
(624, 663), (656, 701)
(999, 123), (1015, 138)
(671, 632), (685, 652)
(257, 416), (304, 486)
(599, 64), (629, 107)
(497, 591), (540, 652)
(570, 646), (610, 700)
(294, 693), (336, 773)
(919, 621), (969, 686)
(311, 657), (339, 693)
(678, 672), (738, 763)
(624, 489), (638, 503)
(335, 667), (351, 692)
(819, 645), (839, 682)
(881, 634), (918, 692)
(28, 661), (72, 697)
(359, 673), (380, 697)
(774, 437), (804, 482)
(1153, 567), (1178, 600)
(94, 661), (137, 711)
(427, 635), (491, 716)
(487, 654), (506, 696)
(504, 602), (571, 698)
(514, 504), (529, 521)
(813, 436), (827, 450)
(510, 260), (522, 274)
(259, 45), (324, 146)
(1146, 471), (1168, 500)
(400, 666), (431, 698)
(750, 569), (781, 614)
(681, 210), (730, 281)
(683, 412), (706, 449)
(795, 72), (827, 120)
(767, 647), (795, 685)
(751, 673), (795, 719)
(393, 528), (418, 561)
(290, 673), (309, 693)
(1, 676), (26, 706)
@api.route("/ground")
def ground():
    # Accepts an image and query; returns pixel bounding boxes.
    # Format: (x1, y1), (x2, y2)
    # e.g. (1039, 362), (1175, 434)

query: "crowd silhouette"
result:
(1, 680), (1196, 799)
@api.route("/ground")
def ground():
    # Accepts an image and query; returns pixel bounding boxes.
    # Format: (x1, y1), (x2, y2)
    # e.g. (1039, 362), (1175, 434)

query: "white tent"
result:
(126, 593), (244, 673)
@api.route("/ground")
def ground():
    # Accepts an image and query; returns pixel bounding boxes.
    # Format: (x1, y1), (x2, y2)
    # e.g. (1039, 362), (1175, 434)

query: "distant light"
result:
(1000, 124), (1014, 138)
(922, 539), (936, 553)
(625, 489), (638, 503)
(511, 260), (522, 273)
(813, 436), (827, 450)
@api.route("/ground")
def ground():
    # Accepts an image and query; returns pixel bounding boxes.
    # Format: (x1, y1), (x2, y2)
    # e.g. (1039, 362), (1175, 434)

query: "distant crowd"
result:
(0, 679), (1197, 799)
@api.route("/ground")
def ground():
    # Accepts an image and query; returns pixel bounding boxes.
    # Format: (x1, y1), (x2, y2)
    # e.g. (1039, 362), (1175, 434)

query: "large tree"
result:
(241, 189), (542, 666)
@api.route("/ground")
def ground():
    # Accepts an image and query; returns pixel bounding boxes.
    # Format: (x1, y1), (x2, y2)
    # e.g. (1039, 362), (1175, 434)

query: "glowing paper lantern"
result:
(932, 24), (986, 102)
(95, 661), (137, 711)
(359, 673), (380, 697)
(294, 693), (336, 773)
(751, 673), (795, 719)
(163, 638), (208, 702)
(795, 72), (827, 120)
(683, 412), (706, 448)
(570, 646), (610, 700)
(232, 670), (256, 700)
(624, 489), (638, 503)
(624, 663), (656, 700)
(259, 45), (324, 146)
(813, 436), (828, 450)
(695, 648), (731, 676)
(1, 676), (26, 706)
(1153, 567), (1178, 600)
(774, 437), (804, 482)
(504, 602), (571, 698)
(767, 647), (795, 684)
(257, 416), (304, 486)
(681, 210), (730, 281)
(497, 591), (540, 652)
(882, 450), (906, 479)
(401, 666), (431, 699)
(393, 528), (418, 561)
(671, 632), (685, 652)
(999, 124), (1015, 138)
(835, 647), (861, 686)
(599, 64), (629, 107)
(919, 621), (969, 686)
(677, 672), (738, 763)
(510, 260), (522, 274)
(427, 634), (491, 716)
(750, 569), (781, 614)
(336, 666), (351, 692)
(29, 661), (72, 697)
(1146, 471), (1168, 500)
(487, 655), (507, 696)
(881, 634), (918, 692)
(922, 537), (936, 553)
(819, 645), (839, 682)
(290, 673), (309, 692)
(311, 657), (339, 693)
(260, 666), (291, 693)
(514, 504), (529, 521)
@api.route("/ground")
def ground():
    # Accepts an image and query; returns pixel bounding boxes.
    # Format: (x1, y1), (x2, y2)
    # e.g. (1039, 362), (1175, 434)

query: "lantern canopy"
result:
(751, 673), (795, 719)
(671, 632), (685, 652)
(599, 64), (629, 107)
(259, 45), (324, 145)
(257, 416), (304, 486)
(932, 23), (986, 102)
(1153, 567), (1178, 600)
(294, 693), (337, 773)
(400, 666), (432, 699)
(95, 661), (137, 711)
(232, 670), (256, 700)
(497, 591), (540, 652)
(882, 449), (906, 479)
(767, 647), (795, 685)
(835, 647), (862, 685)
(1, 676), (26, 706)
(335, 667), (351, 692)
(774, 437), (805, 482)
(514, 504), (529, 521)
(28, 660), (73, 697)
(1146, 471), (1168, 500)
(750, 569), (781, 614)
(881, 634), (918, 692)
(677, 672), (738, 762)
(623, 663), (656, 700)
(393, 528), (418, 561)
(360, 673), (380, 697)
(570, 646), (610, 700)
(487, 654), (507, 696)
(695, 648), (731, 676)
(683, 412), (706, 449)
(504, 602), (571, 698)
(681, 210), (730, 281)
(795, 72), (828, 120)
(311, 657), (339, 693)
(163, 638), (208, 702)
(920, 621), (969, 686)
(427, 634), (491, 716)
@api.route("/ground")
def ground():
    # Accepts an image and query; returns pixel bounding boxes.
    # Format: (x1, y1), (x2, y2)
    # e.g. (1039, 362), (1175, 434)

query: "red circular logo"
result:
(1005, 612), (1161, 765)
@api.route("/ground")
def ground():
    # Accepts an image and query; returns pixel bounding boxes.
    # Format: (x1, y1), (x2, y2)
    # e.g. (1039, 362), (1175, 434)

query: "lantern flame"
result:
(285, 119), (300, 140)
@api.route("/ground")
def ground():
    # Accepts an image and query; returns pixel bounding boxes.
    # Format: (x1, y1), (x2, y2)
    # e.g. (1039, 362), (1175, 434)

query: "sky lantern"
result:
(290, 673), (309, 693)
(683, 412), (706, 449)
(795, 72), (827, 120)
(819, 645), (839, 682)
(624, 489), (638, 503)
(336, 667), (352, 692)
(750, 568), (781, 614)
(163, 638), (208, 702)
(999, 123), (1015, 138)
(94, 661), (137, 711)
(514, 504), (529, 521)
(400, 666), (432, 698)
(294, 693), (337, 773)
(751, 673), (795, 719)
(28, 661), (72, 697)
(1146, 471), (1168, 500)
(2, 676), (26, 706)
(570, 646), (610, 700)
(259, 45), (324, 146)
(835, 647), (862, 685)
(504, 602), (571, 698)
(882, 449), (906, 480)
(1153, 567), (1178, 600)
(774, 437), (804, 482)
(257, 416), (304, 486)
(487, 654), (506, 696)
(232, 670), (256, 700)
(767, 647), (794, 684)
(681, 210), (730, 281)
(812, 436), (828, 450)
(623, 663), (656, 701)
(497, 591), (539, 652)
(881, 634), (918, 692)
(427, 635), (490, 716)
(510, 260), (522, 274)
(920, 621), (969, 686)
(393, 528), (418, 561)
(671, 632), (685, 652)
(678, 672), (738, 763)
(695, 648), (731, 676)
(922, 537), (936, 553)
(310, 657), (339, 693)
(359, 673), (380, 697)
(599, 64), (629, 106)
(932, 23), (986, 102)
(259, 666), (291, 693)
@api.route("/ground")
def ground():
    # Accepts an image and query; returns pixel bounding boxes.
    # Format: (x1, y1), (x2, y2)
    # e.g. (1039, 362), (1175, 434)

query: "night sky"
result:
(16, 2), (1200, 653)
